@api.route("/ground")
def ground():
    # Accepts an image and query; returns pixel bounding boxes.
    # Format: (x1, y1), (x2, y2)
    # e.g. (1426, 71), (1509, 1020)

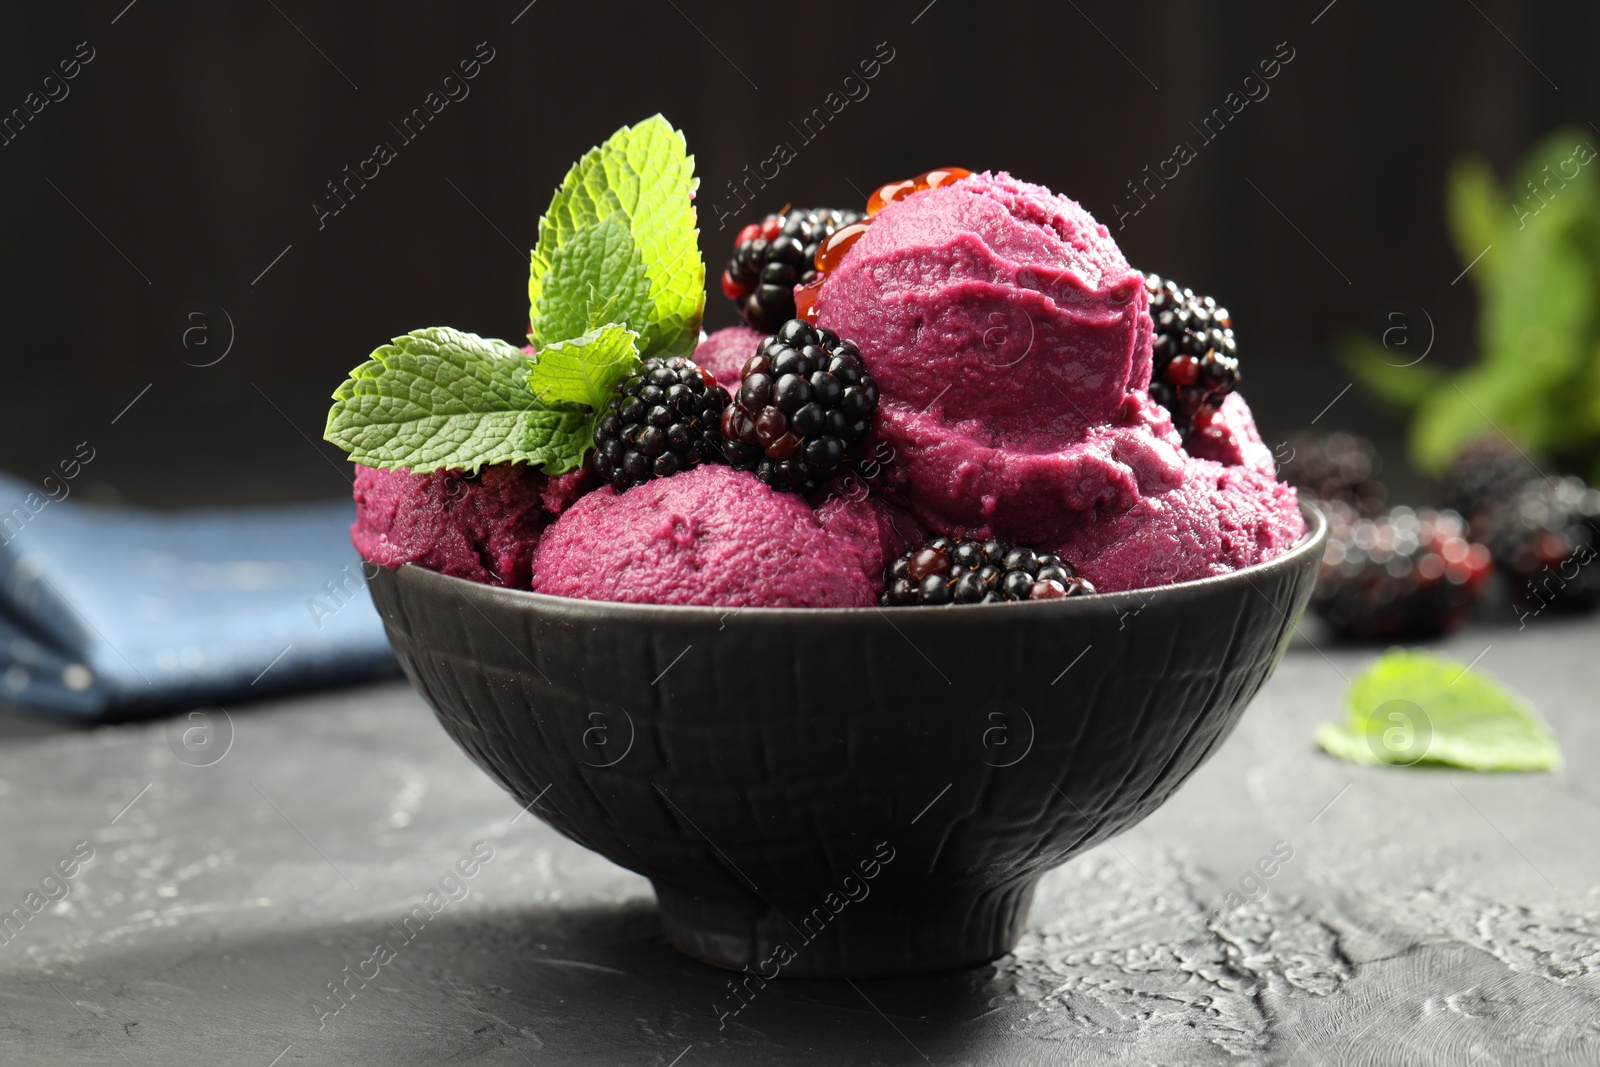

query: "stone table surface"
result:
(1, 616), (1598, 1067)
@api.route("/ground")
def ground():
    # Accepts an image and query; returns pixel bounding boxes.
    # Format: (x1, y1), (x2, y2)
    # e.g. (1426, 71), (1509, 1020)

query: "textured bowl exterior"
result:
(369, 504), (1325, 978)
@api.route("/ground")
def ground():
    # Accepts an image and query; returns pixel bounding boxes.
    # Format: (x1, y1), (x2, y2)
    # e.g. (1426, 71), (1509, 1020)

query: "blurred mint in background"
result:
(1345, 127), (1600, 483)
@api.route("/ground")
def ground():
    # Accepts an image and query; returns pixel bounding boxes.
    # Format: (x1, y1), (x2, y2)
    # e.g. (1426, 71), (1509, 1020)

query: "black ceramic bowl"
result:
(369, 503), (1325, 978)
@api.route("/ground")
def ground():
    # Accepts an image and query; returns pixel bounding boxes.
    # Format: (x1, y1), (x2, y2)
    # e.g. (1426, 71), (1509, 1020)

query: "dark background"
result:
(0, 0), (1589, 508)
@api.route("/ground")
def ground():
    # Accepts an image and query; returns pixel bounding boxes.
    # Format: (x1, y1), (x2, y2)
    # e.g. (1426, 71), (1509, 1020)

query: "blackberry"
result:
(880, 536), (1094, 606)
(721, 208), (866, 331)
(1439, 435), (1541, 533)
(591, 357), (730, 490)
(1281, 429), (1387, 516)
(1487, 475), (1600, 617)
(1144, 273), (1241, 435)
(1311, 502), (1493, 641)
(719, 319), (878, 494)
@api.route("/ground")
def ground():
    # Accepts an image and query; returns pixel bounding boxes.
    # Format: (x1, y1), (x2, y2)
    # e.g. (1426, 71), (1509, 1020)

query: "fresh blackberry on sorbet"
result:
(592, 357), (729, 490)
(1311, 502), (1492, 641)
(1281, 429), (1387, 516)
(722, 208), (866, 331)
(881, 536), (1093, 606)
(1145, 273), (1241, 436)
(720, 319), (878, 494)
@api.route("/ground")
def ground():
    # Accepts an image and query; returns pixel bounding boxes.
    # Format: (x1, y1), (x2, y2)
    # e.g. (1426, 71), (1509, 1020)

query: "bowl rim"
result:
(379, 500), (1326, 620)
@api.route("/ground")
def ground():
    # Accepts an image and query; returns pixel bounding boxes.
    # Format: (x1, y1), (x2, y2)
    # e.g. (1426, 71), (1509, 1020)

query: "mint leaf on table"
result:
(1316, 649), (1562, 771)
(527, 323), (641, 411)
(324, 327), (590, 474)
(528, 114), (704, 361)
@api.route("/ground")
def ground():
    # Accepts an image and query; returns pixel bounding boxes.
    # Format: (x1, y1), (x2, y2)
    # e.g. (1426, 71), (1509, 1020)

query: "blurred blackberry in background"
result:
(1145, 273), (1241, 436)
(1311, 502), (1493, 641)
(722, 208), (866, 332)
(1439, 435), (1541, 532)
(591, 357), (729, 490)
(1282, 429), (1387, 515)
(881, 536), (1093, 606)
(1486, 476), (1600, 615)
(1437, 435), (1600, 616)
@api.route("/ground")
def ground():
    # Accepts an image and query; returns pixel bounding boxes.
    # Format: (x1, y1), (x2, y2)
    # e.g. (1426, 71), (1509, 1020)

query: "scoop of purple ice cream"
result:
(814, 169), (1303, 584)
(352, 465), (589, 589)
(1045, 458), (1303, 590)
(815, 171), (1165, 542)
(1182, 392), (1277, 477)
(531, 464), (915, 607)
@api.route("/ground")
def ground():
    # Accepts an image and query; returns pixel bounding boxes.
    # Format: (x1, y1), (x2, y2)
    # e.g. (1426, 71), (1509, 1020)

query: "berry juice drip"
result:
(866, 167), (971, 216)
(815, 221), (871, 273)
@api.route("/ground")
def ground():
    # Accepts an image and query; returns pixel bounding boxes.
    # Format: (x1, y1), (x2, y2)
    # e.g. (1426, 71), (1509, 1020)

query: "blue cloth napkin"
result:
(0, 474), (398, 718)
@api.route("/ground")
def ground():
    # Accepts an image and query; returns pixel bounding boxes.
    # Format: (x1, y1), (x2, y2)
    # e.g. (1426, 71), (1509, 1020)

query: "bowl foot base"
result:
(651, 877), (1039, 979)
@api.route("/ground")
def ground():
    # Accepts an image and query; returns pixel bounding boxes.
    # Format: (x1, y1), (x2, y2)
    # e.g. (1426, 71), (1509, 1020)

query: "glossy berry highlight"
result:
(592, 357), (729, 490)
(719, 319), (878, 495)
(881, 536), (1093, 606)
(1145, 273), (1241, 438)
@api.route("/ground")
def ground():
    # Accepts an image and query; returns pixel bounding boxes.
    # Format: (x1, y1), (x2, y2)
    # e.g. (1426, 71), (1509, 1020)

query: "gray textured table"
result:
(1, 617), (1597, 1066)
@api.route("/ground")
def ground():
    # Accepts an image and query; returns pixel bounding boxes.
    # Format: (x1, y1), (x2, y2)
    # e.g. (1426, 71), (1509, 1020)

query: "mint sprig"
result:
(1316, 649), (1562, 771)
(324, 328), (591, 474)
(533, 213), (653, 345)
(527, 323), (641, 412)
(528, 114), (703, 361)
(323, 115), (704, 476)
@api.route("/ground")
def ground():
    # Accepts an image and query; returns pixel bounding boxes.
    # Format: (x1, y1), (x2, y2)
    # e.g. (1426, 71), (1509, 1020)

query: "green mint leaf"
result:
(528, 114), (703, 361)
(1316, 649), (1562, 771)
(527, 323), (641, 412)
(1445, 156), (1501, 272)
(324, 327), (590, 475)
(1384, 128), (1600, 474)
(532, 212), (653, 347)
